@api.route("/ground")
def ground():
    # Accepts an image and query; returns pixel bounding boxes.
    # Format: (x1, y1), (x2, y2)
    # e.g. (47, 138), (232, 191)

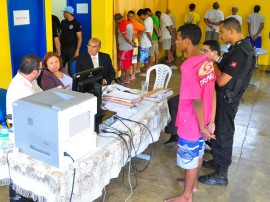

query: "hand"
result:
(200, 128), (216, 141)
(102, 79), (107, 86)
(207, 123), (215, 135)
(210, 26), (216, 32)
(73, 50), (79, 58)
(252, 35), (258, 40)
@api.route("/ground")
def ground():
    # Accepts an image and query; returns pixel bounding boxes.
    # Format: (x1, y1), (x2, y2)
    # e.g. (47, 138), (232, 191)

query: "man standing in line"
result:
(60, 6), (82, 75)
(164, 40), (220, 147)
(184, 3), (200, 25)
(127, 10), (145, 79)
(137, 9), (153, 76)
(182, 3), (201, 60)
(145, 8), (161, 67)
(114, 13), (134, 84)
(164, 23), (216, 202)
(155, 11), (174, 63)
(76, 38), (116, 85)
(199, 17), (256, 186)
(166, 9), (177, 60)
(247, 5), (264, 48)
(226, 6), (242, 26)
(204, 2), (224, 41)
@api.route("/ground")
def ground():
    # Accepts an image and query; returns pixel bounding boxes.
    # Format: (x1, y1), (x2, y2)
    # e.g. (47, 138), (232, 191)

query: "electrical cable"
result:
(124, 160), (133, 202)
(63, 152), (75, 202)
(114, 115), (155, 172)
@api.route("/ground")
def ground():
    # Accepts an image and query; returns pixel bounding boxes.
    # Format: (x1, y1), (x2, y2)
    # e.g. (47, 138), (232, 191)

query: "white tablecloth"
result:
(0, 99), (169, 202)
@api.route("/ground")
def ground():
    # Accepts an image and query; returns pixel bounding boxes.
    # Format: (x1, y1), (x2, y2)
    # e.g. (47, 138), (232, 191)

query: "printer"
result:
(13, 88), (97, 169)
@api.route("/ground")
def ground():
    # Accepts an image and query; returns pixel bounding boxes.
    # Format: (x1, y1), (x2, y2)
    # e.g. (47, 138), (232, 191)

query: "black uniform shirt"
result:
(60, 19), (82, 48)
(217, 39), (254, 91)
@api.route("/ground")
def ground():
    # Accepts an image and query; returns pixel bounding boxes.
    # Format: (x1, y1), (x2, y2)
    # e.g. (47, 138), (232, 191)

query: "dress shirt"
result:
(91, 54), (99, 68)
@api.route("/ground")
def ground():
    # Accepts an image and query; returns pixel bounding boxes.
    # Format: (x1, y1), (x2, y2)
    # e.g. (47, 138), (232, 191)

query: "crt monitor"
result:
(72, 66), (104, 132)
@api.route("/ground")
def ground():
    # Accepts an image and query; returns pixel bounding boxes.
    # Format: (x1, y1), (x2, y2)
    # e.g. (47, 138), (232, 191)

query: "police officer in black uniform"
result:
(60, 6), (82, 75)
(198, 17), (256, 185)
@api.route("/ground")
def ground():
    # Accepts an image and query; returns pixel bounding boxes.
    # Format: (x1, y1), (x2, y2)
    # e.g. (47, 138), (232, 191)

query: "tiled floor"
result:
(1, 58), (270, 202)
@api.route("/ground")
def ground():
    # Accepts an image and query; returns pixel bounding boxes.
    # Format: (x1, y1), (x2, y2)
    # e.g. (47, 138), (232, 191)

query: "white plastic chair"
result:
(145, 64), (172, 91)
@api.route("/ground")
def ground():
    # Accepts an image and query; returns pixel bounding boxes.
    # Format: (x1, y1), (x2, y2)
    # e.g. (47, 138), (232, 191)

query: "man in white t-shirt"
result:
(247, 5), (264, 48)
(137, 9), (153, 76)
(226, 7), (242, 25)
(204, 2), (224, 41)
(156, 11), (174, 63)
(6, 55), (43, 123)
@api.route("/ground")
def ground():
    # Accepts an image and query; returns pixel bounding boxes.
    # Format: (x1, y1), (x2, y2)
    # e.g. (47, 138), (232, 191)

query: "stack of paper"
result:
(103, 90), (142, 106)
(143, 88), (173, 102)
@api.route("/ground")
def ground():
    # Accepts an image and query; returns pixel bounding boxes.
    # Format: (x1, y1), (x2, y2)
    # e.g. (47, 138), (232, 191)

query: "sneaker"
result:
(163, 135), (178, 147)
(198, 171), (228, 186)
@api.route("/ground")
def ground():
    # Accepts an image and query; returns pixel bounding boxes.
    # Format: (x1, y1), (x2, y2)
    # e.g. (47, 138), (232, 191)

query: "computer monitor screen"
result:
(72, 66), (103, 93)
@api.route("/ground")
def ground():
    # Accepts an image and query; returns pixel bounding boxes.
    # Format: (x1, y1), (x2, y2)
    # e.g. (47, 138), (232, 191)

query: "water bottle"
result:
(0, 122), (10, 150)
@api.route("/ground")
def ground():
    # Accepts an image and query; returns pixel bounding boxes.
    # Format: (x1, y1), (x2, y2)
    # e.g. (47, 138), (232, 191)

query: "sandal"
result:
(138, 73), (146, 77)
(119, 80), (130, 85)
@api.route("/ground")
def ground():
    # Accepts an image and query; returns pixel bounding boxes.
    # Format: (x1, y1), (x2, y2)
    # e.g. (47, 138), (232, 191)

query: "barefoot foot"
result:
(175, 178), (198, 192)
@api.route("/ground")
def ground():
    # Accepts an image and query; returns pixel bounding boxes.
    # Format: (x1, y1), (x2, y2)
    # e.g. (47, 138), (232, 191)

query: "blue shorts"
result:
(248, 36), (262, 48)
(139, 48), (149, 63)
(177, 137), (205, 169)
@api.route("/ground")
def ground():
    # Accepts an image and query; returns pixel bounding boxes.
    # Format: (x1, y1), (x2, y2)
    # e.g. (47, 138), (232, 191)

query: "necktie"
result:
(92, 56), (98, 68)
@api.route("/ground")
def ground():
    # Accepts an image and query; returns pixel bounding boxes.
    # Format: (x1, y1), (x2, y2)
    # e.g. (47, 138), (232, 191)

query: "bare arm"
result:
(146, 32), (153, 44)
(153, 24), (160, 38)
(74, 31), (82, 58)
(123, 35), (135, 46)
(247, 22), (252, 36)
(166, 25), (174, 37)
(253, 22), (264, 40)
(204, 18), (215, 32)
(53, 37), (61, 56)
(192, 99), (215, 140)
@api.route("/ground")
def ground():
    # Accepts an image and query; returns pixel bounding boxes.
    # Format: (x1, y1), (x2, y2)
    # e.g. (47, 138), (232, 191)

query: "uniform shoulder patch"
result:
(230, 61), (237, 68)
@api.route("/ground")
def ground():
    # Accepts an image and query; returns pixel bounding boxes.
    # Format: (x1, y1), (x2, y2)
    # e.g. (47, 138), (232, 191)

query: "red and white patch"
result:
(230, 61), (237, 68)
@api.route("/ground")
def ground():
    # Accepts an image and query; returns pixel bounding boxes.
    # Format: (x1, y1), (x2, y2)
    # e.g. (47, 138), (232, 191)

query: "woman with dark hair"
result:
(41, 52), (72, 90)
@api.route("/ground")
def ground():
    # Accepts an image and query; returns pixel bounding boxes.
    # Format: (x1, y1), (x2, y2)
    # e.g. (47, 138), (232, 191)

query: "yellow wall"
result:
(45, 0), (53, 52)
(168, 0), (270, 65)
(0, 1), (12, 89)
(1, 0), (270, 89)
(92, 0), (114, 56)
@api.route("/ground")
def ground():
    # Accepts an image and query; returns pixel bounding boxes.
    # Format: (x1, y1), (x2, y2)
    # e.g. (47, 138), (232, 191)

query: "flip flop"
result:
(120, 81), (130, 85)
(138, 73), (146, 77)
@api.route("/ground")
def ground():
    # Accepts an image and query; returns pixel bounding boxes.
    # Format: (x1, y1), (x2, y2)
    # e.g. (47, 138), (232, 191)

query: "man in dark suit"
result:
(76, 38), (116, 85)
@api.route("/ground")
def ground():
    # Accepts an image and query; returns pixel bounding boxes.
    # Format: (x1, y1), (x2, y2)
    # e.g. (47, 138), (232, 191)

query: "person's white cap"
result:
(61, 6), (74, 14)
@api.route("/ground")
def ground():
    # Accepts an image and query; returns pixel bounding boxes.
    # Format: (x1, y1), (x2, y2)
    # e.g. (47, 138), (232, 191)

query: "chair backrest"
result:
(0, 88), (7, 123)
(71, 60), (77, 76)
(145, 64), (172, 90)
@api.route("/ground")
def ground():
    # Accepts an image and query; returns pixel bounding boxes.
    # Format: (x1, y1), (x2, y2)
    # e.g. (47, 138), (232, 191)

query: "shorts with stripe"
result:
(177, 137), (205, 169)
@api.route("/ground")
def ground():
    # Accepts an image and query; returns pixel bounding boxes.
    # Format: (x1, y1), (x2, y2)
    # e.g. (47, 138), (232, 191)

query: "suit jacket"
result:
(76, 52), (116, 84)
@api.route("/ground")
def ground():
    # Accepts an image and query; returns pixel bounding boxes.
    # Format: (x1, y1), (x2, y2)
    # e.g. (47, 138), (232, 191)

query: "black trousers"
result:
(61, 46), (76, 75)
(212, 92), (242, 173)
(165, 94), (179, 135)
